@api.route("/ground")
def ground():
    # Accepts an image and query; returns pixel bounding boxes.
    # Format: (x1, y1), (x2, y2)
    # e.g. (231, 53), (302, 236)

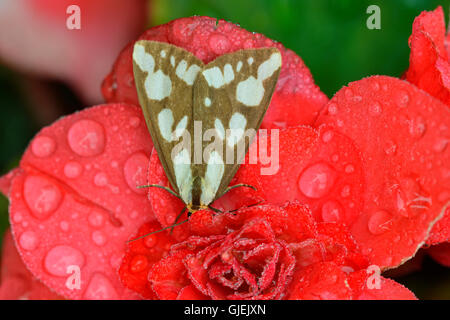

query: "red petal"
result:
(243, 125), (364, 226)
(405, 6), (450, 105)
(357, 277), (417, 300)
(102, 16), (328, 128)
(0, 168), (20, 197)
(147, 249), (192, 300)
(8, 104), (154, 299)
(177, 285), (208, 300)
(119, 221), (176, 299)
(0, 229), (63, 300)
(428, 242), (450, 267)
(315, 76), (450, 268)
(287, 262), (353, 300)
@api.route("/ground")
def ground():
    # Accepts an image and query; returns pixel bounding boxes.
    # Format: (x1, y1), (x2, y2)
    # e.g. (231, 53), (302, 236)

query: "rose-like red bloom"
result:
(120, 203), (414, 300)
(0, 14), (448, 300)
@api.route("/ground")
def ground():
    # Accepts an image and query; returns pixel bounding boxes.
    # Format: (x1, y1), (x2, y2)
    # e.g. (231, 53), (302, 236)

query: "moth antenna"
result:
(137, 184), (182, 200)
(217, 184), (257, 199)
(227, 200), (265, 215)
(127, 218), (189, 243)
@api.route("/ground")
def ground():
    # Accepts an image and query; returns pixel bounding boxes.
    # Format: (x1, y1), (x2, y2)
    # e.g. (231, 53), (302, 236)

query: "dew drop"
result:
(129, 117), (141, 128)
(433, 138), (448, 153)
(94, 172), (109, 187)
(345, 164), (355, 174)
(92, 230), (107, 246)
(368, 102), (382, 116)
(31, 136), (56, 158)
(368, 210), (392, 235)
(124, 152), (149, 194)
(19, 231), (38, 251)
(321, 201), (343, 222)
(83, 273), (118, 300)
(384, 140), (397, 155)
(64, 161), (83, 179)
(298, 163), (336, 199)
(341, 185), (351, 198)
(44, 245), (85, 276)
(395, 90), (410, 108)
(208, 33), (231, 55)
(130, 255), (149, 273)
(24, 175), (62, 220)
(321, 130), (334, 143)
(68, 120), (105, 157)
(327, 103), (338, 115)
(408, 117), (426, 138)
(344, 88), (353, 99)
(144, 234), (157, 248)
(60, 220), (69, 232)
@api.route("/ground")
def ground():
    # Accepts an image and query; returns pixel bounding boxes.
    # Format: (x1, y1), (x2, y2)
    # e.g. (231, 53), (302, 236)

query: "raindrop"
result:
(68, 120), (105, 157)
(298, 163), (336, 199)
(31, 136), (56, 158)
(44, 245), (85, 276)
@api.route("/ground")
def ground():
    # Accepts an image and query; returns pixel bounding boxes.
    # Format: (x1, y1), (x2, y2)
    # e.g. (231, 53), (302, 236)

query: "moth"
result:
(132, 40), (281, 236)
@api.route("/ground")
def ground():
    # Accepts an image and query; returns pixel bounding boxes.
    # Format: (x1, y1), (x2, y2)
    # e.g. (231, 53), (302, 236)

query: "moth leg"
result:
(169, 206), (187, 235)
(127, 218), (189, 243)
(208, 205), (224, 214)
(227, 200), (265, 216)
(137, 184), (182, 200)
(217, 184), (257, 199)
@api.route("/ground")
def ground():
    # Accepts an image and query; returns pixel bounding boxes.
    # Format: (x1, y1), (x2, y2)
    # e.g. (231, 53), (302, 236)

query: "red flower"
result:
(405, 6), (450, 106)
(0, 14), (448, 300)
(0, 0), (148, 102)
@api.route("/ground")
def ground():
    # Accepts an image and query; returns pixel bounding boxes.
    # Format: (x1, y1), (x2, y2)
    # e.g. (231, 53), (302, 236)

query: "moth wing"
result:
(133, 40), (204, 203)
(193, 48), (282, 205)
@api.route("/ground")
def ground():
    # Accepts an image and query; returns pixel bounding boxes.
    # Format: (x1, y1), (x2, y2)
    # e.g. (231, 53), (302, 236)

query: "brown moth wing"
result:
(193, 48), (282, 205)
(132, 40), (203, 199)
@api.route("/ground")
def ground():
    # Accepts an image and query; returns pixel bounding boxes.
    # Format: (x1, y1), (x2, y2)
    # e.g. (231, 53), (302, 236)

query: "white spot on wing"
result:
(247, 57), (254, 65)
(133, 43), (172, 101)
(173, 148), (193, 203)
(158, 109), (188, 142)
(202, 65), (235, 88)
(236, 52), (281, 106)
(176, 60), (201, 85)
(160, 50), (166, 58)
(204, 97), (211, 107)
(158, 109), (174, 142)
(200, 151), (224, 205)
(170, 56), (175, 67)
(227, 112), (247, 147)
(236, 61), (243, 72)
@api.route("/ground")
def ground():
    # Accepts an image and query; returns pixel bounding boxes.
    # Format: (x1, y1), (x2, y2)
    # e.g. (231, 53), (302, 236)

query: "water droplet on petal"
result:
(64, 161), (83, 179)
(368, 210), (392, 235)
(433, 138), (448, 153)
(384, 140), (397, 155)
(395, 90), (410, 108)
(31, 136), (56, 158)
(92, 230), (106, 246)
(321, 201), (343, 222)
(124, 152), (149, 194)
(327, 103), (338, 115)
(298, 163), (336, 199)
(130, 255), (149, 273)
(83, 273), (118, 300)
(68, 120), (105, 157)
(344, 88), (353, 99)
(129, 117), (141, 128)
(44, 245), (85, 276)
(144, 234), (157, 248)
(368, 102), (382, 116)
(24, 175), (62, 220)
(60, 221), (69, 232)
(321, 130), (334, 143)
(345, 164), (355, 174)
(94, 172), (108, 187)
(19, 231), (38, 250)
(208, 33), (231, 55)
(408, 117), (426, 138)
(341, 185), (351, 198)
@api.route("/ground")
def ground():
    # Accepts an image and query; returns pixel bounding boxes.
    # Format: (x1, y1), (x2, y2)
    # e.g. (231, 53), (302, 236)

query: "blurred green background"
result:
(1, 0), (450, 299)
